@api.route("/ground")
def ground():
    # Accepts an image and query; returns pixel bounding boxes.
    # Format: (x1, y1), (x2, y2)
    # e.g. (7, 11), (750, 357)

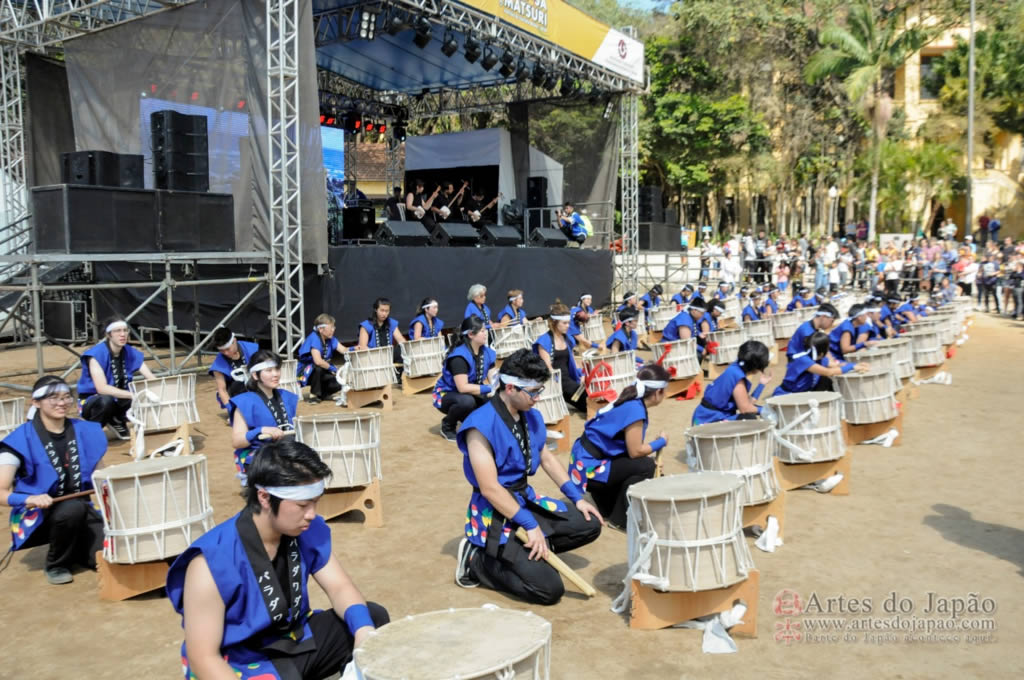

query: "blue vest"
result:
(464, 302), (493, 326)
(605, 328), (638, 352)
(715, 290), (729, 300)
(700, 313), (718, 334)
(569, 399), (647, 489)
(166, 513), (333, 678)
(76, 341), (144, 397)
(762, 297), (779, 315)
(359, 318), (399, 348)
(860, 321), (879, 341)
(3, 418), (106, 549)
(434, 343), (497, 396)
(742, 304), (761, 322)
(640, 293), (661, 310)
(498, 305), (526, 325)
(787, 320), (816, 359)
(297, 331), (340, 384)
(786, 298), (803, 312)
(829, 319), (859, 359)
(457, 400), (563, 548)
(773, 351), (824, 395)
(670, 292), (692, 307)
(895, 302), (916, 323)
(408, 314), (444, 338)
(570, 305), (595, 318)
(533, 331), (581, 382)
(661, 310), (697, 343)
(209, 340), (260, 398)
(228, 389), (298, 464)
(691, 363), (749, 425)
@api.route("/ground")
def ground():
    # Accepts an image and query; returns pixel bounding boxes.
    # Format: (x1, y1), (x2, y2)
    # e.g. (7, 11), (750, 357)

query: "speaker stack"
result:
(151, 110), (210, 192)
(479, 224), (522, 247)
(639, 185), (664, 223)
(61, 150), (144, 189)
(526, 176), (550, 235)
(375, 221), (432, 246)
(431, 222), (479, 247)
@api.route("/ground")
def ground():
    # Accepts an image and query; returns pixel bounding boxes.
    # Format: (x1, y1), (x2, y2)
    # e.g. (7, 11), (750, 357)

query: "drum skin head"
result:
(628, 471), (743, 502)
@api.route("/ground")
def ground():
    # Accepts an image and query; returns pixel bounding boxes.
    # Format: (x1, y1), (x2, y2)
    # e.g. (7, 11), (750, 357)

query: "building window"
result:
(920, 56), (939, 100)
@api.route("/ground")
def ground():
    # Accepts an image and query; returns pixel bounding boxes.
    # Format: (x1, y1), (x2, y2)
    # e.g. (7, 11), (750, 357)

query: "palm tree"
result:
(805, 2), (931, 241)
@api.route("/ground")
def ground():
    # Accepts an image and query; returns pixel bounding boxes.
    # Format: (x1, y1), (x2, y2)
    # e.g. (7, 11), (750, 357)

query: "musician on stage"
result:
(406, 179), (440, 231)
(464, 187), (500, 230)
(76, 317), (156, 439)
(167, 440), (389, 680)
(0, 376), (107, 585)
(558, 202), (588, 245)
(691, 340), (773, 425)
(409, 298), (444, 340)
(229, 351), (299, 486)
(433, 180), (468, 223)
(357, 297), (407, 350)
(384, 186), (404, 221)
(210, 327), (261, 411)
(297, 314), (343, 405)
(498, 290), (528, 326)
(660, 299), (707, 358)
(453, 349), (603, 604)
(533, 302), (586, 412)
(569, 308), (601, 352)
(567, 364), (669, 529)
(433, 316), (497, 442)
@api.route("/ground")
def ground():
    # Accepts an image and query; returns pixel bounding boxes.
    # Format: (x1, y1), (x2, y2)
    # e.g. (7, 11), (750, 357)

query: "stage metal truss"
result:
(384, 132), (401, 194)
(0, 252), (269, 378)
(619, 91), (639, 294)
(0, 0), (195, 49)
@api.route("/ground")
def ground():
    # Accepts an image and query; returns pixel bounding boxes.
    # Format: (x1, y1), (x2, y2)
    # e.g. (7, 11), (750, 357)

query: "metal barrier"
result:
(523, 201), (614, 248)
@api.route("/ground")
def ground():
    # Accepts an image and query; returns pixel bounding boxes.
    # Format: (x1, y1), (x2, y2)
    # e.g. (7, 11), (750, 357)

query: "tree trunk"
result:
(868, 144), (880, 242)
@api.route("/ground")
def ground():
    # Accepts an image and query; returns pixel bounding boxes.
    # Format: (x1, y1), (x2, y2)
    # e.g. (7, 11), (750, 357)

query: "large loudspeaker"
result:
(342, 206), (376, 240)
(32, 185), (159, 253)
(639, 185), (664, 223)
(157, 191), (235, 251)
(61, 151), (144, 189)
(529, 227), (567, 248)
(479, 224), (522, 247)
(638, 222), (682, 252)
(527, 209), (551, 236)
(375, 220), (432, 246)
(151, 110), (210, 192)
(527, 176), (548, 207)
(431, 222), (479, 247)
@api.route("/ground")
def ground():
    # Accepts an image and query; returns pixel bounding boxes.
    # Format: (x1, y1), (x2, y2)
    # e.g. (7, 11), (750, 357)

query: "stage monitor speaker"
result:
(479, 224), (521, 247)
(638, 222), (681, 252)
(342, 206), (376, 240)
(527, 176), (548, 207)
(151, 110), (208, 136)
(61, 151), (144, 189)
(529, 227), (567, 248)
(431, 222), (479, 247)
(375, 220), (431, 246)
(32, 184), (158, 253)
(157, 191), (235, 251)
(527, 209), (551, 235)
(154, 168), (209, 193)
(118, 154), (144, 188)
(639, 185), (664, 223)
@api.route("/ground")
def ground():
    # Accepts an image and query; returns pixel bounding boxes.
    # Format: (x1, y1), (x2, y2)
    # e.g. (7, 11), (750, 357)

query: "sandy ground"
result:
(2, 313), (1023, 680)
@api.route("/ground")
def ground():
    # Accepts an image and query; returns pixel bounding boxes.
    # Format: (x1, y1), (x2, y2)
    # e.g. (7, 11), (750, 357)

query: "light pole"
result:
(828, 185), (838, 236)
(966, 0), (976, 241)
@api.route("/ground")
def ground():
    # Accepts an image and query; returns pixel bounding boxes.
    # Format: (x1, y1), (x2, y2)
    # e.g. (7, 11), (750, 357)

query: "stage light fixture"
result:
(384, 12), (406, 36)
(543, 73), (558, 90)
(515, 57), (530, 82)
(559, 74), (577, 97)
(464, 35), (481, 63)
(480, 44), (499, 71)
(393, 124), (407, 141)
(359, 10), (377, 40)
(441, 29), (458, 57)
(378, 121), (387, 134)
(365, 120), (376, 132)
(498, 51), (516, 78)
(412, 15), (432, 48)
(531, 62), (547, 87)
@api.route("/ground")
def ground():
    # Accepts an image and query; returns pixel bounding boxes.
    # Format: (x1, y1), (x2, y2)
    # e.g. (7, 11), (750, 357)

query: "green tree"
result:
(805, 1), (932, 240)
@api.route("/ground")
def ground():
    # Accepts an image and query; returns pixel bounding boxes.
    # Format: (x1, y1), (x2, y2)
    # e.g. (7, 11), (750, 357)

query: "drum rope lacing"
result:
(652, 339), (701, 378)
(771, 399), (822, 462)
(297, 417), (383, 482)
(686, 434), (780, 503)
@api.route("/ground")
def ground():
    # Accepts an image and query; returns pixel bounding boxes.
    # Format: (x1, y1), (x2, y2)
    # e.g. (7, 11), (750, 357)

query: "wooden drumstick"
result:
(653, 450), (662, 479)
(515, 527), (596, 598)
(25, 488), (95, 508)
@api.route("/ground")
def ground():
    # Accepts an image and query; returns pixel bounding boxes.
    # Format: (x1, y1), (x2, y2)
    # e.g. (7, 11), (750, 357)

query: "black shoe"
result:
(109, 420), (130, 440)
(440, 421), (458, 442)
(306, 395), (322, 405)
(454, 538), (480, 588)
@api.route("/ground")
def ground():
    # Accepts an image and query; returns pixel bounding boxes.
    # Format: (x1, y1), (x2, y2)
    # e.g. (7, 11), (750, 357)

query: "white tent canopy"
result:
(405, 128), (564, 223)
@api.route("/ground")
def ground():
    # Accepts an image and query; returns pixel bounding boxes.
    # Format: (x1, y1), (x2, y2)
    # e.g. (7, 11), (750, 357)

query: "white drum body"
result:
(723, 297), (740, 320)
(401, 336), (445, 378)
(835, 370), (898, 424)
(535, 369), (569, 425)
(880, 338), (914, 380)
(772, 311), (802, 340)
(348, 346), (396, 390)
(129, 375), (199, 432)
(798, 306), (819, 324)
(94, 455), (213, 564)
(580, 350), (637, 401)
(933, 314), (958, 346)
(626, 472), (755, 592)
(634, 312), (648, 338)
(355, 607), (552, 680)
(743, 320), (775, 357)
(648, 307), (677, 333)
(685, 420), (780, 505)
(491, 324), (531, 359)
(294, 413), (381, 489)
(0, 397), (25, 438)
(581, 314), (604, 345)
(278, 359), (300, 394)
(846, 346), (900, 393)
(766, 392), (846, 464)
(904, 329), (945, 368)
(525, 318), (548, 344)
(707, 327), (745, 365)
(650, 338), (701, 379)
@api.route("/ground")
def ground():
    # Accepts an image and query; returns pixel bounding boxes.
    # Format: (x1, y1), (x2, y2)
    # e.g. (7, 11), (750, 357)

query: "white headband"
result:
(422, 302), (437, 310)
(255, 479), (325, 501)
(494, 374), (543, 390)
(635, 379), (668, 398)
(580, 294), (592, 300)
(250, 360), (279, 373)
(216, 333), (236, 351)
(815, 310), (836, 318)
(315, 323), (331, 331)
(550, 314), (571, 322)
(864, 307), (881, 314)
(623, 294), (636, 302)
(509, 295), (522, 302)
(105, 321), (128, 334)
(32, 383), (70, 399)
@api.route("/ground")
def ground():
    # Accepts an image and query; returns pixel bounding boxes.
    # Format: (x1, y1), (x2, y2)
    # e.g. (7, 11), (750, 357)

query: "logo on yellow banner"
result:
(499, 0), (548, 32)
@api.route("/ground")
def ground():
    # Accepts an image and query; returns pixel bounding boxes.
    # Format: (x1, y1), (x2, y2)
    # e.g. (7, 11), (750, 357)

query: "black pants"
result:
(80, 394), (130, 427)
(307, 366), (341, 400)
(812, 376), (835, 392)
(959, 282), (973, 296)
(268, 603), (389, 680)
(587, 456), (657, 527)
(440, 392), (487, 428)
(981, 282), (1001, 312)
(20, 497), (104, 571)
(468, 503), (601, 605)
(562, 377), (587, 413)
(884, 278), (899, 295)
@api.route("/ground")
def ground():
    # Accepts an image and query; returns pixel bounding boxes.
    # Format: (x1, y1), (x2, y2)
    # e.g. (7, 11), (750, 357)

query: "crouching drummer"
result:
(209, 327), (260, 411)
(0, 376), (107, 585)
(453, 350), (603, 605)
(691, 340), (772, 425)
(167, 440), (389, 680)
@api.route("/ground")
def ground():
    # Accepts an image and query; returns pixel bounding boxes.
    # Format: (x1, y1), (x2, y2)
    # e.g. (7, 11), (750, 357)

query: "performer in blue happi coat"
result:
(230, 351), (299, 485)
(742, 288), (763, 322)
(296, 314), (343, 404)
(167, 441), (389, 680)
(761, 283), (780, 316)
(453, 350), (603, 605)
(465, 283), (503, 328)
(76, 316), (156, 438)
(616, 291), (640, 315)
(773, 331), (868, 396)
(714, 280), (731, 300)
(693, 280), (709, 302)
(533, 302), (586, 412)
(568, 364), (669, 529)
(408, 297), (445, 339)
(357, 297), (406, 349)
(433, 316), (497, 442)
(606, 307), (640, 352)
(660, 299), (708, 360)
(569, 307), (602, 352)
(829, 304), (876, 359)
(209, 327), (261, 410)
(691, 340), (773, 424)
(893, 295), (919, 325)
(786, 303), (839, 360)
(498, 289), (528, 326)
(570, 293), (596, 319)
(0, 376), (107, 585)
(670, 283), (695, 308)
(700, 299), (726, 335)
(639, 284), (664, 319)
